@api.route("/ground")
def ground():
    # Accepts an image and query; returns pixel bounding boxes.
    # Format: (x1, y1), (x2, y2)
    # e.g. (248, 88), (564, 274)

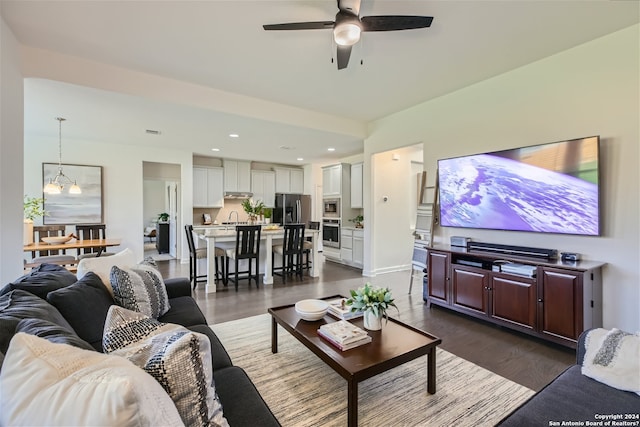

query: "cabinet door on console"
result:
(539, 268), (583, 342)
(427, 251), (449, 303)
(490, 274), (536, 330)
(452, 265), (488, 315)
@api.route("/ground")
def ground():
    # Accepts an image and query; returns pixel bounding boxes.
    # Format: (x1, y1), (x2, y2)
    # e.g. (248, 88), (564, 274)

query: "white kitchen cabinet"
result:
(350, 162), (363, 208)
(322, 164), (342, 197)
(340, 228), (353, 262)
(251, 170), (276, 207)
(193, 166), (224, 208)
(274, 167), (304, 194)
(223, 160), (251, 193)
(353, 228), (364, 266)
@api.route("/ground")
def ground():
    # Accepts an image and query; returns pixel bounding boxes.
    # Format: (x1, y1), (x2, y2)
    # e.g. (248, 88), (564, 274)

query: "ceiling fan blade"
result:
(361, 15), (433, 32)
(263, 21), (335, 31)
(336, 45), (352, 70)
(337, 0), (361, 16)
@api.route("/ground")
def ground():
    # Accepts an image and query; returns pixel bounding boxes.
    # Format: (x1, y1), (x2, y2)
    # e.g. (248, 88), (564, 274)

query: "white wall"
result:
(364, 25), (640, 331)
(0, 16), (25, 283)
(23, 134), (194, 263)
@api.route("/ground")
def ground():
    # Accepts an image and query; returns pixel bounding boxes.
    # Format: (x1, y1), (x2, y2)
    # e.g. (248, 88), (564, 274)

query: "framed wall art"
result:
(42, 163), (103, 225)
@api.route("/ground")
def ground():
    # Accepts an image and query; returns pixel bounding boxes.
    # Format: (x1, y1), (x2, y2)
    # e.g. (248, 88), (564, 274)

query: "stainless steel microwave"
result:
(323, 199), (340, 217)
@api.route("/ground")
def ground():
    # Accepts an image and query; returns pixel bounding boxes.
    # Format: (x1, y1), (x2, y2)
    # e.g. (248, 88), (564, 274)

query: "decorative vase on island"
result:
(363, 310), (383, 331)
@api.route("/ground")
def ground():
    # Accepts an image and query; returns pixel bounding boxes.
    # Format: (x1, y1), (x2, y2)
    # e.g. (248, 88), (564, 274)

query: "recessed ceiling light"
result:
(211, 148), (220, 152)
(327, 147), (335, 152)
(229, 133), (239, 138)
(297, 157), (304, 161)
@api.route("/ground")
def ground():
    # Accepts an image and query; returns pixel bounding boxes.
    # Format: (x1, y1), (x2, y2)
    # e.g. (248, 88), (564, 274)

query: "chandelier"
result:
(43, 117), (81, 195)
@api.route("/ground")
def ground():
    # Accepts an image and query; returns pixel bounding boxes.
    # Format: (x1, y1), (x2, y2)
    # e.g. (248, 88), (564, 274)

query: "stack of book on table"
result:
(326, 297), (364, 320)
(317, 320), (372, 351)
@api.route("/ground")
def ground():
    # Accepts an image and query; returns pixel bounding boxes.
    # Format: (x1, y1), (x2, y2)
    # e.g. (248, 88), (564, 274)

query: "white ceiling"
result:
(2, 0), (638, 165)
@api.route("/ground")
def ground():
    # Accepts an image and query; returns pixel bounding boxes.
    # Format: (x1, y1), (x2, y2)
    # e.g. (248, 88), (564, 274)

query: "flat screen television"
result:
(437, 136), (600, 236)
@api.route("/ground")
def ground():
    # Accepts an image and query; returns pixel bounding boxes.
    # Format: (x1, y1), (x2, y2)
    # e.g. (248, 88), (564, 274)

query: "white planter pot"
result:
(23, 220), (34, 246)
(363, 310), (383, 331)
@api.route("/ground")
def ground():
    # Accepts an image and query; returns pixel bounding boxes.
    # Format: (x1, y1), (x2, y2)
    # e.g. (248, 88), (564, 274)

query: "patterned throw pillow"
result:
(103, 306), (229, 427)
(110, 261), (170, 318)
(0, 333), (184, 427)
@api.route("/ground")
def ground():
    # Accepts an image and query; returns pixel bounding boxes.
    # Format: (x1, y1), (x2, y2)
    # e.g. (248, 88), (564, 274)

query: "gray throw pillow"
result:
(110, 262), (170, 319)
(103, 306), (228, 427)
(15, 318), (94, 351)
(0, 264), (77, 300)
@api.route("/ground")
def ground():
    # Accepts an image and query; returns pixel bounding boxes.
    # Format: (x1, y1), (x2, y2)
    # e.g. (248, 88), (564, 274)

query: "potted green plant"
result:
(345, 283), (398, 330)
(158, 212), (170, 222)
(24, 196), (47, 245)
(241, 199), (265, 224)
(262, 207), (272, 224)
(349, 215), (364, 228)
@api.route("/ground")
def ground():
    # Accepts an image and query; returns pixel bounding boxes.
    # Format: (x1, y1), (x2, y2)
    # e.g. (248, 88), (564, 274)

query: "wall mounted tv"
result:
(437, 136), (600, 236)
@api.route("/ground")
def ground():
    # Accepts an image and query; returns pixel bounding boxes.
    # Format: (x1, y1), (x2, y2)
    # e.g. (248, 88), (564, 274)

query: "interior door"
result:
(167, 181), (179, 258)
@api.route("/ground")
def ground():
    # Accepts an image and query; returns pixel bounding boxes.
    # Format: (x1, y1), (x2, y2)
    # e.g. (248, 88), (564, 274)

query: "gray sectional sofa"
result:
(498, 329), (640, 426)
(0, 263), (280, 426)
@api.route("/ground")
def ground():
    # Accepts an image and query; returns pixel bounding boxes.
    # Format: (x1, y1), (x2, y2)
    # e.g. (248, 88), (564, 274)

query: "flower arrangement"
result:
(241, 199), (265, 222)
(349, 215), (364, 228)
(345, 283), (398, 319)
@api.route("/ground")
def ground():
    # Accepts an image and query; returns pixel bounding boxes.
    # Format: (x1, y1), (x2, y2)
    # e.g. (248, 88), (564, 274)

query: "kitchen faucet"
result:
(228, 210), (239, 224)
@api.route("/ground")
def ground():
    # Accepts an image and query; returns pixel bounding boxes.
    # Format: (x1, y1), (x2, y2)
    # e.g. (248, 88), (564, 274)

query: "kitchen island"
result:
(197, 227), (320, 293)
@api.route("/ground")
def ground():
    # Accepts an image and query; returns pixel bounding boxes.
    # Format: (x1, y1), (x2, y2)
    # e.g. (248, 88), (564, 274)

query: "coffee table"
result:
(268, 295), (442, 427)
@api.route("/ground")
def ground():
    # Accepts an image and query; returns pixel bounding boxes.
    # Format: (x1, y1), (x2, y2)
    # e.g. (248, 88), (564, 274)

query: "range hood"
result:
(224, 191), (253, 199)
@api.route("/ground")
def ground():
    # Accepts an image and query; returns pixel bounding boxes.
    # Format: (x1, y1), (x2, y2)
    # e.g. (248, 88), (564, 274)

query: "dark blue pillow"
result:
(15, 318), (94, 351)
(0, 264), (77, 300)
(0, 289), (73, 354)
(47, 272), (115, 351)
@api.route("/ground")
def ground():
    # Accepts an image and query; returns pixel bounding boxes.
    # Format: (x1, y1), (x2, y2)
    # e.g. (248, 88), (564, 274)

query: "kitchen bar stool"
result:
(302, 221), (319, 274)
(185, 225), (226, 289)
(225, 225), (261, 291)
(272, 223), (305, 283)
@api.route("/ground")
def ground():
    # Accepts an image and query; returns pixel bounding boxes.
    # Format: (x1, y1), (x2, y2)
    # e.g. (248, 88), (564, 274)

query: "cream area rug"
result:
(211, 314), (535, 427)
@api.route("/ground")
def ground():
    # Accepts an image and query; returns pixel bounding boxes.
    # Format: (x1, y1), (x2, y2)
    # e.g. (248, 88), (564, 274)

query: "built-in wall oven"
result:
(322, 219), (340, 248)
(323, 199), (340, 218)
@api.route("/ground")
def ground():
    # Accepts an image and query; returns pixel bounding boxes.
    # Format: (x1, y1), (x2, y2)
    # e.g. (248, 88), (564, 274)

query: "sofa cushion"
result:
(0, 263), (77, 300)
(159, 296), (207, 327)
(15, 318), (94, 351)
(110, 262), (170, 319)
(214, 366), (281, 427)
(0, 333), (184, 427)
(103, 306), (229, 427)
(77, 248), (137, 295)
(497, 365), (640, 426)
(0, 289), (72, 355)
(47, 272), (115, 351)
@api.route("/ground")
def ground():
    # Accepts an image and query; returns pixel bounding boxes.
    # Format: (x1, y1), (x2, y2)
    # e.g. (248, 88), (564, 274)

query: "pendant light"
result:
(43, 117), (81, 195)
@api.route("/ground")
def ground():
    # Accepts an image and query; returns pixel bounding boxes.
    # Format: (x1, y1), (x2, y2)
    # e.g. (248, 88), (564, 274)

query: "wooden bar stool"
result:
(272, 223), (305, 283)
(225, 225), (261, 291)
(185, 225), (226, 289)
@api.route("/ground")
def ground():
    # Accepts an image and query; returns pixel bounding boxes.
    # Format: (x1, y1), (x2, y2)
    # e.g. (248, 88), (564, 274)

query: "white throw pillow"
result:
(110, 262), (171, 318)
(0, 333), (184, 427)
(77, 247), (136, 295)
(103, 306), (229, 427)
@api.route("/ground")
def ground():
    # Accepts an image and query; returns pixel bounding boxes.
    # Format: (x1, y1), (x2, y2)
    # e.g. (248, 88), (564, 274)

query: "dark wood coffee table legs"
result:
(428, 346), (437, 394)
(348, 379), (358, 427)
(271, 317), (278, 353)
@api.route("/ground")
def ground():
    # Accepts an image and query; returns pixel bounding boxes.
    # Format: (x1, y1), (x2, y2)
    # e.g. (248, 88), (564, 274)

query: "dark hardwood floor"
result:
(156, 257), (575, 392)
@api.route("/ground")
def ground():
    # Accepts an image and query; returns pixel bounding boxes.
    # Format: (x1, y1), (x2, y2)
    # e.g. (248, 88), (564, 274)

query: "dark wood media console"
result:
(425, 244), (605, 349)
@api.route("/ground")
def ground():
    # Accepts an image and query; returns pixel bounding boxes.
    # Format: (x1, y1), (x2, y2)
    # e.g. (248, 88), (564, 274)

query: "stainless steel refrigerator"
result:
(273, 193), (311, 225)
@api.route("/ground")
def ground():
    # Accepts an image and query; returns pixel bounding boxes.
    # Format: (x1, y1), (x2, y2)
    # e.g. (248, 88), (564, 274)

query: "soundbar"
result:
(467, 242), (558, 260)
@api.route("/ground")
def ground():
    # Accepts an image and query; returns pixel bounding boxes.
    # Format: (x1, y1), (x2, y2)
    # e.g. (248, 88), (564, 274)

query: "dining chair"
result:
(272, 223), (305, 283)
(30, 225), (76, 266)
(185, 224), (226, 289)
(75, 224), (114, 260)
(225, 225), (261, 291)
(302, 221), (320, 274)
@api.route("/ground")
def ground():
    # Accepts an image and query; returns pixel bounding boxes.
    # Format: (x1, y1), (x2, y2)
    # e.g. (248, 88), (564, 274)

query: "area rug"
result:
(211, 314), (535, 427)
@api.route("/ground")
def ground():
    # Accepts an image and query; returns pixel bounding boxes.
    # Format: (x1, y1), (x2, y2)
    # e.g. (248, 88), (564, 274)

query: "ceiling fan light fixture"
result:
(334, 22), (361, 46)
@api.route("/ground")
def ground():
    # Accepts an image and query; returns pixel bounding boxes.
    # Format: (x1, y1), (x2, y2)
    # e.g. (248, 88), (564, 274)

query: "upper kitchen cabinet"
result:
(350, 162), (363, 208)
(193, 166), (224, 208)
(322, 164), (343, 197)
(251, 170), (276, 207)
(274, 167), (304, 194)
(223, 160), (251, 193)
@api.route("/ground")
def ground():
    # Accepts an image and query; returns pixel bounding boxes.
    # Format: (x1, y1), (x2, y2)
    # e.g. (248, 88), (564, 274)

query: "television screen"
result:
(437, 136), (600, 236)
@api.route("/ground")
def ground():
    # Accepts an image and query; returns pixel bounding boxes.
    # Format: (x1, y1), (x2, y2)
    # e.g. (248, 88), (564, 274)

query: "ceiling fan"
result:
(263, 0), (434, 70)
